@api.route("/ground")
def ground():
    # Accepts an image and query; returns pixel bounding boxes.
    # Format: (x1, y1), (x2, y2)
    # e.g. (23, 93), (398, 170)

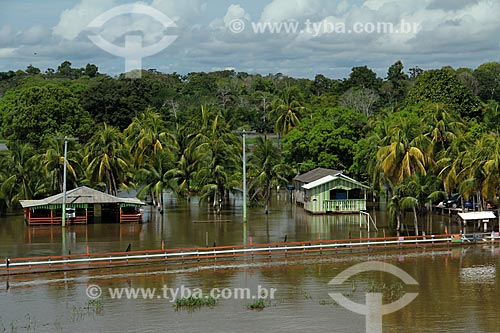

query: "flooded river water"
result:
(0, 191), (499, 332)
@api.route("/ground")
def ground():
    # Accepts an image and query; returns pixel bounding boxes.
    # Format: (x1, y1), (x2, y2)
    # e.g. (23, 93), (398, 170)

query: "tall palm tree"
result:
(388, 194), (402, 232)
(389, 174), (440, 235)
(375, 117), (430, 187)
(271, 87), (305, 136)
(456, 135), (494, 209)
(0, 143), (43, 205)
(248, 137), (289, 214)
(83, 124), (132, 195)
(164, 138), (202, 200)
(135, 150), (173, 212)
(34, 139), (81, 194)
(124, 107), (175, 169)
(192, 106), (240, 212)
(422, 103), (465, 155)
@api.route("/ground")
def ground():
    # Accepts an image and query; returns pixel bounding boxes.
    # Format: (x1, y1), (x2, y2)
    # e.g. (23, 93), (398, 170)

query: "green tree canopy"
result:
(283, 107), (366, 171)
(0, 84), (94, 146)
(405, 69), (481, 118)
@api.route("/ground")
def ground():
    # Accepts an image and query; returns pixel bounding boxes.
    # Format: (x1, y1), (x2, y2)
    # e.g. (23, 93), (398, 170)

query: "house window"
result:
(349, 189), (363, 200)
(330, 189), (347, 200)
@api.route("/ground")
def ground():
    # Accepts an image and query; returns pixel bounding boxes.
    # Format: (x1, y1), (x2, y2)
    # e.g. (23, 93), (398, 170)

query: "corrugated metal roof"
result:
(303, 174), (369, 190)
(20, 186), (144, 208)
(295, 168), (341, 184)
(458, 211), (496, 221)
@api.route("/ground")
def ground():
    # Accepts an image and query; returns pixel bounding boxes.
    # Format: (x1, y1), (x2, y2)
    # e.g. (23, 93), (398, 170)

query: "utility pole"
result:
(242, 130), (247, 223)
(55, 136), (78, 227)
(234, 129), (256, 245)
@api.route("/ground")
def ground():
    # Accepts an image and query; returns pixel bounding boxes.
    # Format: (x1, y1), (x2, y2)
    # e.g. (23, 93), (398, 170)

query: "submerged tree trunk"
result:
(265, 184), (270, 214)
(413, 207), (419, 236)
(160, 189), (164, 214)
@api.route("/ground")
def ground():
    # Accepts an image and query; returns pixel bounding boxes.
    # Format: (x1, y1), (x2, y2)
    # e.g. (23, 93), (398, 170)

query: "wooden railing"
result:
(324, 199), (366, 212)
(28, 216), (88, 225)
(120, 213), (143, 223)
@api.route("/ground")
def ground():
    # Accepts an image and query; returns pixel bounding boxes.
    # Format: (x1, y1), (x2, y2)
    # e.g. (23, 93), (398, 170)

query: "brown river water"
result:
(0, 191), (499, 332)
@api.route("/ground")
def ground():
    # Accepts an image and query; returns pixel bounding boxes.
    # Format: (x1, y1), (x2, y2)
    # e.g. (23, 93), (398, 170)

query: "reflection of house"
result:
(295, 168), (369, 214)
(20, 186), (144, 225)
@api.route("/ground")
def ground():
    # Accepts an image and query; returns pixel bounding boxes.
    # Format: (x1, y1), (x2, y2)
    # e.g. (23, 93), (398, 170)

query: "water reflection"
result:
(3, 190), (500, 332)
(1, 246), (499, 332)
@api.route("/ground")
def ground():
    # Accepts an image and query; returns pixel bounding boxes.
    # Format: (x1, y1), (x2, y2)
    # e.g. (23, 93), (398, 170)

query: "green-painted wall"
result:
(304, 177), (367, 214)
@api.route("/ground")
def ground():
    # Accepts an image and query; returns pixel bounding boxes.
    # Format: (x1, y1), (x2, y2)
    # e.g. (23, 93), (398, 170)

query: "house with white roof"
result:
(295, 168), (369, 214)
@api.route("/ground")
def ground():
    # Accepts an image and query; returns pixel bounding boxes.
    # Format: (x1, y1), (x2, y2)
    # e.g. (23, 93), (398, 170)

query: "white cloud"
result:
(0, 48), (16, 59)
(22, 25), (51, 45)
(151, 0), (206, 22)
(0, 25), (20, 47)
(3, 0), (500, 78)
(260, 0), (335, 22)
(223, 4), (250, 26)
(52, 0), (117, 40)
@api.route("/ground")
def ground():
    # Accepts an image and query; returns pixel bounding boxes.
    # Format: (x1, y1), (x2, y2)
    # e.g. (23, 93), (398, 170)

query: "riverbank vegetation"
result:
(1, 61), (500, 229)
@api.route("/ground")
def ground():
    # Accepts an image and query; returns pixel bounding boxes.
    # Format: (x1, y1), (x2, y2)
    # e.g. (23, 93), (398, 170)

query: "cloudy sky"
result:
(1, 0), (499, 78)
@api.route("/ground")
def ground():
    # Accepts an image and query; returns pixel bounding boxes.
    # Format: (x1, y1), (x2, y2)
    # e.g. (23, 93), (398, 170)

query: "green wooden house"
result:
(295, 168), (341, 205)
(299, 171), (369, 214)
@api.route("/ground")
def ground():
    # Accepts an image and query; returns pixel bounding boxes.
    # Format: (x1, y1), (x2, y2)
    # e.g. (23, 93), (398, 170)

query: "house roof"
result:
(458, 211), (496, 221)
(20, 186), (144, 208)
(303, 174), (370, 190)
(295, 168), (341, 184)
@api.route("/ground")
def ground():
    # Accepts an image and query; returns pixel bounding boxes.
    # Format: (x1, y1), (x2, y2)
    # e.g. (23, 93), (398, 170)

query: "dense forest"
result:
(1, 60), (500, 229)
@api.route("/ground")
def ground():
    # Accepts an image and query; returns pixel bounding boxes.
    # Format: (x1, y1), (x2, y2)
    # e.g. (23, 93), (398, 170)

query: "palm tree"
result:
(389, 174), (440, 235)
(455, 135), (494, 209)
(164, 138), (202, 200)
(388, 194), (402, 232)
(83, 124), (132, 195)
(374, 116), (430, 187)
(0, 143), (43, 205)
(422, 103), (465, 155)
(124, 108), (174, 169)
(248, 137), (289, 214)
(135, 150), (173, 212)
(271, 87), (305, 136)
(34, 139), (81, 194)
(192, 106), (240, 213)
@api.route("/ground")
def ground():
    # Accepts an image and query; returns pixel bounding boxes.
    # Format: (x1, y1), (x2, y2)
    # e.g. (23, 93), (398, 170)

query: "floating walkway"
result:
(1, 233), (499, 276)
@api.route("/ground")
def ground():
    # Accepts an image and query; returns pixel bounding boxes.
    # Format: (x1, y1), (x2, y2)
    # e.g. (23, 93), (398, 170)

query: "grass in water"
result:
(248, 299), (266, 310)
(367, 281), (405, 302)
(174, 296), (217, 310)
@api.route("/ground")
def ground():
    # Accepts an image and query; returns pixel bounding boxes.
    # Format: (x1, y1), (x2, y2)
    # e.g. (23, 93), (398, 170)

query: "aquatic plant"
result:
(247, 299), (266, 310)
(367, 281), (405, 302)
(174, 296), (217, 309)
